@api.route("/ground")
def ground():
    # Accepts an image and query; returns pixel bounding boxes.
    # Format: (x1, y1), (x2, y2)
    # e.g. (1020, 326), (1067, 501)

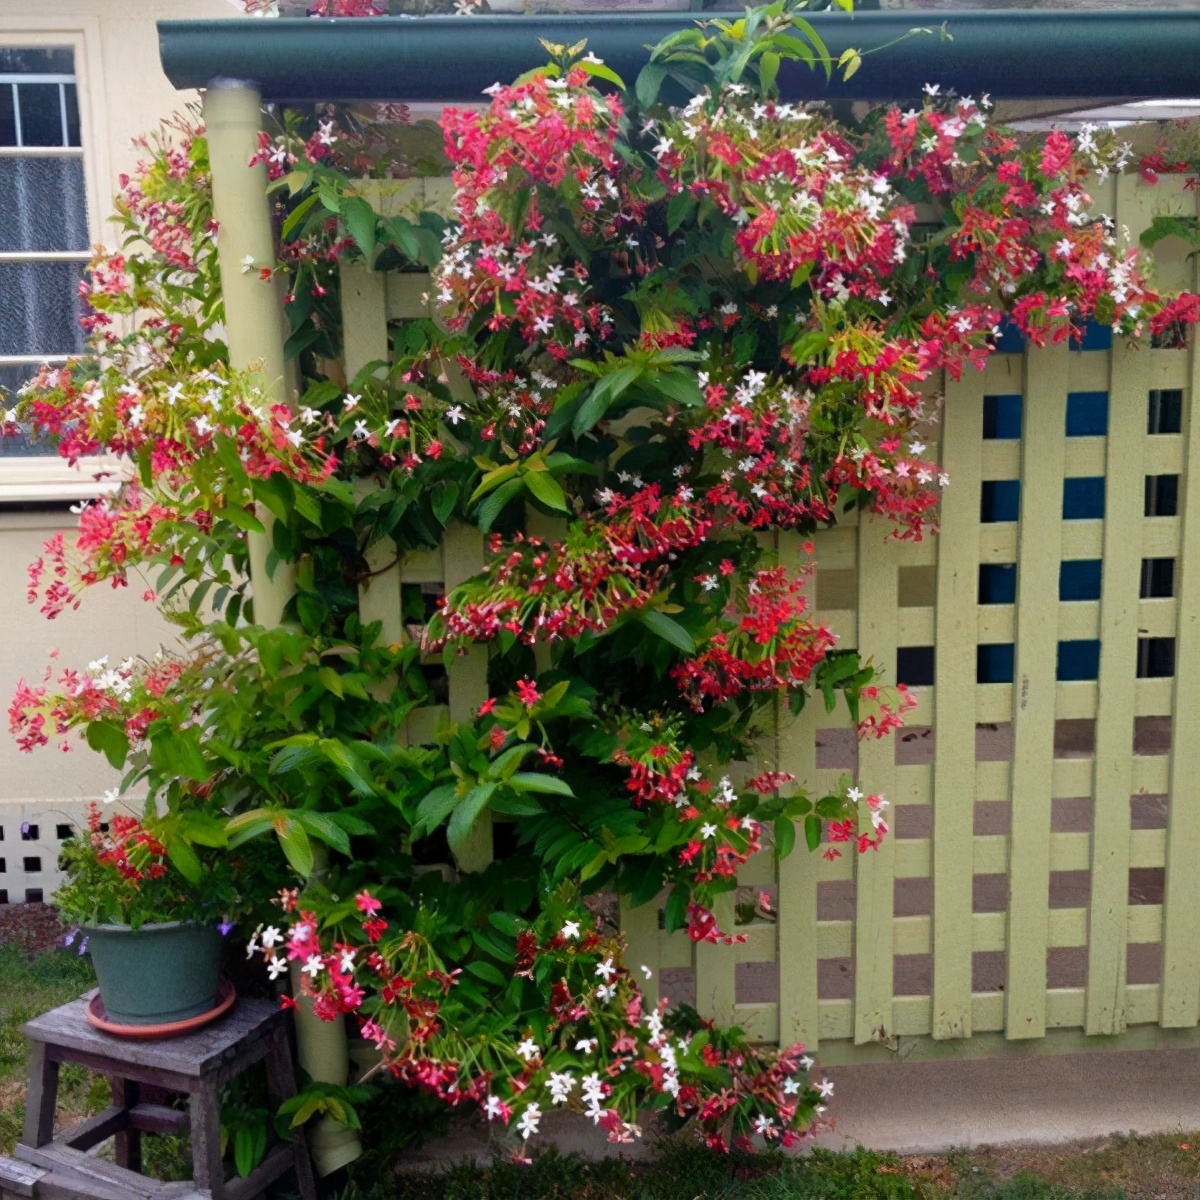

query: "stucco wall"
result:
(0, 0), (241, 847)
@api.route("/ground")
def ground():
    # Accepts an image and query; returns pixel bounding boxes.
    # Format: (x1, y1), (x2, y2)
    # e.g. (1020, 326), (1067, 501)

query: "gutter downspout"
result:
(161, 11), (1200, 104)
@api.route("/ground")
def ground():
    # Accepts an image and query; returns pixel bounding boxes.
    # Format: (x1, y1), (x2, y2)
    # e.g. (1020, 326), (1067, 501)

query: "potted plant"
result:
(55, 803), (236, 1027)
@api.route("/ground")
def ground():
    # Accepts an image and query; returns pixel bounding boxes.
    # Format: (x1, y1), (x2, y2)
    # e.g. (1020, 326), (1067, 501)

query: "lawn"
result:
(0, 933), (1194, 1199)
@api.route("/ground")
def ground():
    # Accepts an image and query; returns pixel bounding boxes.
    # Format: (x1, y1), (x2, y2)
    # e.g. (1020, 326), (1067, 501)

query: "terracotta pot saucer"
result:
(86, 977), (236, 1040)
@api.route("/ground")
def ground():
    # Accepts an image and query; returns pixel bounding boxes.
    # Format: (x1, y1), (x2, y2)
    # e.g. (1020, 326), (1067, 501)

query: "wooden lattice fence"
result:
(340, 171), (1200, 1059)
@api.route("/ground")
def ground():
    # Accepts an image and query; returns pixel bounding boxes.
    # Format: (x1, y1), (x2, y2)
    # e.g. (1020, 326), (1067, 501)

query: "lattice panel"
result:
(345, 171), (1200, 1049)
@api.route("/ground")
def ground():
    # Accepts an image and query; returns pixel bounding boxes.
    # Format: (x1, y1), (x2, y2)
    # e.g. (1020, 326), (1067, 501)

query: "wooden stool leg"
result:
(264, 1026), (318, 1200)
(22, 1042), (59, 1148)
(190, 1085), (226, 1200)
(111, 1077), (141, 1172)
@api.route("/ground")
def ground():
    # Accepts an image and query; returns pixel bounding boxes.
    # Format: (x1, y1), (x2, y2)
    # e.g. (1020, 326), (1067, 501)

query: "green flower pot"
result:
(85, 921), (222, 1026)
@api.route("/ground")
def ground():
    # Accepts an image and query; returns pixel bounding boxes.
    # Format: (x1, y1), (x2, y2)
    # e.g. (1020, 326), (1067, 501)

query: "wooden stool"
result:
(0, 991), (317, 1200)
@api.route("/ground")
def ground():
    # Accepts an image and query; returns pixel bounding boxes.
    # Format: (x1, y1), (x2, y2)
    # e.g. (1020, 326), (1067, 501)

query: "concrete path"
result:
(401, 1045), (1200, 1167)
(815, 1046), (1200, 1155)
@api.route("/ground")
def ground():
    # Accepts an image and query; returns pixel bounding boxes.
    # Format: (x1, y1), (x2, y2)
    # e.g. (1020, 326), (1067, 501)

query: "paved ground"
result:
(814, 1045), (1200, 1155)
(401, 1044), (1200, 1167)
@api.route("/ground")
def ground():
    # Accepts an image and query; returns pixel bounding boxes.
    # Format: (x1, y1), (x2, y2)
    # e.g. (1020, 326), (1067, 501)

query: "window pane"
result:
(63, 83), (80, 148)
(15, 83), (66, 147)
(0, 48), (75, 75)
(0, 364), (57, 456)
(0, 157), (88, 252)
(0, 86), (14, 148)
(0, 260), (87, 356)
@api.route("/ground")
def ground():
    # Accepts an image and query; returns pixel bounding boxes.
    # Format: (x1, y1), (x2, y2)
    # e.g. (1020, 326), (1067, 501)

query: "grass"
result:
(0, 944), (104, 1152)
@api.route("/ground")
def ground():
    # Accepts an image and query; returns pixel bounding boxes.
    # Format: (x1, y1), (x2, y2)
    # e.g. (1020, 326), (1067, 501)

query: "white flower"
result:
(484, 1094), (506, 1120)
(700, 823), (718, 840)
(698, 575), (719, 591)
(352, 419), (369, 440)
(847, 786), (864, 804)
(340, 949), (356, 973)
(343, 393), (361, 411)
(560, 920), (581, 940)
(445, 405), (465, 425)
(597, 983), (616, 1003)
(102, 787), (120, 805)
(640, 964), (653, 979)
(301, 954), (324, 978)
(548, 1072), (575, 1104)
(922, 82), (941, 96)
(576, 1038), (598, 1053)
(261, 926), (282, 949)
(817, 1079), (834, 1098)
(240, 254), (256, 274)
(800, 1055), (814, 1070)
(516, 1037), (540, 1062)
(595, 958), (616, 982)
(783, 1078), (801, 1095)
(267, 955), (287, 981)
(516, 1102), (542, 1140)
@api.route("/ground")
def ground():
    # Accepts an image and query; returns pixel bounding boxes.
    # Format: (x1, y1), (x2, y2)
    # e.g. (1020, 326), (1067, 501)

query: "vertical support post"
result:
(206, 79), (356, 1172)
(1160, 181), (1200, 1027)
(1005, 343), (1068, 1039)
(932, 375), (984, 1040)
(203, 78), (296, 627)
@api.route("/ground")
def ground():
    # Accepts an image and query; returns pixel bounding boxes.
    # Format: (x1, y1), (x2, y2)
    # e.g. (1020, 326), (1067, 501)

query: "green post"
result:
(204, 78), (359, 1174)
(203, 78), (296, 626)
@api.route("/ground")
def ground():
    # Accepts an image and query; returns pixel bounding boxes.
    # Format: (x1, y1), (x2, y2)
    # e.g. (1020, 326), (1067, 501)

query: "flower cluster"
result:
(251, 892), (832, 1154)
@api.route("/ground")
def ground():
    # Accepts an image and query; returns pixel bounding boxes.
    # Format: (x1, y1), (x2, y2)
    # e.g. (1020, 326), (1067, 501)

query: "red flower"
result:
(515, 678), (541, 707)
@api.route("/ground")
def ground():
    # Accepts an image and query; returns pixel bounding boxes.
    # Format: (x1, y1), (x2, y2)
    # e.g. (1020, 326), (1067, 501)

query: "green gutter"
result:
(159, 10), (1200, 103)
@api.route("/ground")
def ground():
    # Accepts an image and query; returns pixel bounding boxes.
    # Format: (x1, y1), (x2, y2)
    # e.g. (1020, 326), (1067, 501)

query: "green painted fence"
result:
(340, 171), (1200, 1059)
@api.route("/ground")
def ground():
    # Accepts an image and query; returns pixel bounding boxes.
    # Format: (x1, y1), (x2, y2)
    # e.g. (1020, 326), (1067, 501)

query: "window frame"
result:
(0, 24), (122, 504)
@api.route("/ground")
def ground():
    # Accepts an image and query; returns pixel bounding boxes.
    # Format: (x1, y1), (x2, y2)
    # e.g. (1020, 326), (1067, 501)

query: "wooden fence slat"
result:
(777, 530), (822, 1050)
(932, 372), (985, 1039)
(340, 261), (388, 379)
(1160, 180), (1200, 1027)
(1085, 173), (1156, 1035)
(1005, 343), (1069, 1040)
(620, 896), (660, 1010)
(853, 523), (901, 1045)
(694, 891), (737, 1026)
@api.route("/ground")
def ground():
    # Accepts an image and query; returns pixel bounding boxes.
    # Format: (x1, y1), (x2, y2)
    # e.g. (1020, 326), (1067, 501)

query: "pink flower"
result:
(355, 891), (382, 915)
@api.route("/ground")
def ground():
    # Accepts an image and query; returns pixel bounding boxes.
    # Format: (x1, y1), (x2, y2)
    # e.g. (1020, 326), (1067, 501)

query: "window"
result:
(0, 47), (90, 478)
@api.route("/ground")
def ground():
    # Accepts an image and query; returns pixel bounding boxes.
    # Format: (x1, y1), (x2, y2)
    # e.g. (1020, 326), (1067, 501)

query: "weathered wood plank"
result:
(23, 996), (281, 1080)
(1160, 179), (1200, 1028)
(0, 1155), (44, 1198)
(15, 1143), (160, 1200)
(21, 1041), (58, 1150)
(933, 371), (984, 1039)
(694, 892), (736, 1026)
(59, 1104), (128, 1152)
(1005, 343), (1069, 1039)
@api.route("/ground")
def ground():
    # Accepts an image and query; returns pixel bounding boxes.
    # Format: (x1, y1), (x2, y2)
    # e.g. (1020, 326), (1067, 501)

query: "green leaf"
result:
(317, 666), (344, 698)
(413, 783), (459, 838)
(466, 959), (507, 986)
(342, 196), (377, 264)
(510, 772), (574, 796)
(430, 480), (458, 527)
(760, 50), (781, 95)
(579, 59), (625, 89)
(476, 476), (525, 533)
(804, 814), (822, 854)
(166, 837), (202, 886)
(279, 820), (315, 878)
(294, 810), (352, 856)
(523, 469), (569, 512)
(636, 62), (667, 108)
(234, 1123), (267, 1179)
(86, 720), (129, 771)
(640, 609), (696, 653)
(774, 817), (796, 860)
(447, 782), (497, 857)
(666, 192), (696, 236)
